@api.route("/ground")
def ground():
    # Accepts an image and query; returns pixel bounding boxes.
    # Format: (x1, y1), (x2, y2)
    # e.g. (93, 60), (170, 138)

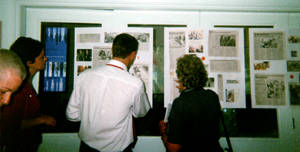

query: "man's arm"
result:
(66, 86), (81, 122)
(132, 81), (151, 118)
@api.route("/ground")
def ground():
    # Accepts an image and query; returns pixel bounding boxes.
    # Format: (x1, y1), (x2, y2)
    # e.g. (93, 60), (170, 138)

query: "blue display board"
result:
(44, 27), (68, 92)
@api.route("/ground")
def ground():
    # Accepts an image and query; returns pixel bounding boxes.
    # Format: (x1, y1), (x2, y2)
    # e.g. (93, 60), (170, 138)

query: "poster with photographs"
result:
(127, 28), (153, 105)
(208, 28), (246, 108)
(164, 28), (187, 107)
(208, 29), (239, 57)
(254, 74), (286, 106)
(287, 29), (300, 105)
(187, 29), (206, 54)
(164, 28), (245, 108)
(74, 27), (101, 78)
(43, 27), (68, 92)
(74, 27), (153, 106)
(249, 28), (288, 108)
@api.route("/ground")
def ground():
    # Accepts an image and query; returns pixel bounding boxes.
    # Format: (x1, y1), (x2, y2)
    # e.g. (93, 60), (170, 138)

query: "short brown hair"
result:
(176, 54), (208, 89)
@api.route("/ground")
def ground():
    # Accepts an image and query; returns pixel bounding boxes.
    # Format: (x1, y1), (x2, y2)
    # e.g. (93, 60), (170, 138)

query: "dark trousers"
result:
(79, 141), (133, 152)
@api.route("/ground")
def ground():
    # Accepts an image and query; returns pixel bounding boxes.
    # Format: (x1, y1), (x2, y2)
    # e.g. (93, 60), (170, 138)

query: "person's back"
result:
(66, 33), (151, 152)
(169, 88), (222, 151)
(159, 54), (223, 152)
(72, 63), (148, 151)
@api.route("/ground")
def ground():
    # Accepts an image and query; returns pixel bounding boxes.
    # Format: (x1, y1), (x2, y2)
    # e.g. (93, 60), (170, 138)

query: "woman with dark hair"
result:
(159, 54), (223, 152)
(9, 37), (56, 152)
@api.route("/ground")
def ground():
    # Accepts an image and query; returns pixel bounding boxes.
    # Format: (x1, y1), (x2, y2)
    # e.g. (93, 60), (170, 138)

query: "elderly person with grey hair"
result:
(0, 48), (26, 107)
(0, 48), (26, 152)
(159, 54), (223, 152)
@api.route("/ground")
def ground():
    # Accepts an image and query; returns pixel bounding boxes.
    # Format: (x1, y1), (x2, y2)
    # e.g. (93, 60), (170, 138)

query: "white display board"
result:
(249, 28), (288, 108)
(74, 27), (154, 107)
(164, 27), (246, 108)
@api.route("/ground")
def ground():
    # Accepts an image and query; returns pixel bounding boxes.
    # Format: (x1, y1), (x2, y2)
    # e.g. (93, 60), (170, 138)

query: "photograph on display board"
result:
(224, 79), (240, 103)
(76, 49), (92, 61)
(225, 89), (235, 103)
(92, 46), (112, 67)
(253, 31), (286, 60)
(220, 35), (236, 47)
(287, 60), (300, 72)
(208, 30), (239, 57)
(254, 61), (270, 71)
(129, 64), (150, 95)
(104, 32), (119, 43)
(188, 29), (204, 54)
(169, 31), (185, 48)
(44, 27), (68, 92)
(289, 82), (300, 105)
(128, 32), (150, 51)
(255, 74), (286, 106)
(288, 35), (300, 43)
(189, 43), (203, 53)
(290, 49), (298, 57)
(77, 65), (91, 76)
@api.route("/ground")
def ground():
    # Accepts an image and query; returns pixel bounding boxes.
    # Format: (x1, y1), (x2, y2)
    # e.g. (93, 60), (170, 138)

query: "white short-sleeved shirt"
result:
(66, 60), (150, 152)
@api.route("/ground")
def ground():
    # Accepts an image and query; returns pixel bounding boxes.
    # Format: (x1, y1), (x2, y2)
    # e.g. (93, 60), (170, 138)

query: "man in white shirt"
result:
(66, 33), (151, 152)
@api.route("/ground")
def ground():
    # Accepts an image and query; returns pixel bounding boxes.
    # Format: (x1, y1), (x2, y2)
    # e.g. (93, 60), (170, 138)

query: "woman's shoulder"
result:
(203, 89), (218, 96)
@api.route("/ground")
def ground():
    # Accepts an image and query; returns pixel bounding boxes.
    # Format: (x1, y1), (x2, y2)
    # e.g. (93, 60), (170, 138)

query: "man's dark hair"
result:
(112, 33), (138, 58)
(9, 36), (44, 65)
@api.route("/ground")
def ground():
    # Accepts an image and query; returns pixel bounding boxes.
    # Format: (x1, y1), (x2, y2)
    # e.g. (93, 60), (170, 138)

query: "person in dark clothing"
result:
(6, 37), (56, 152)
(159, 54), (223, 152)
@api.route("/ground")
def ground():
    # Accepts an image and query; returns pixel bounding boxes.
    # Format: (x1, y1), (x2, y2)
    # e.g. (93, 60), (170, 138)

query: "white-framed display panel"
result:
(74, 27), (154, 106)
(249, 28), (289, 108)
(164, 27), (246, 108)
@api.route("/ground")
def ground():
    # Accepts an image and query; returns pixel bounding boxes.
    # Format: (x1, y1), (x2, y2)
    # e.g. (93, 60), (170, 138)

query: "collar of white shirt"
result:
(107, 59), (128, 71)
